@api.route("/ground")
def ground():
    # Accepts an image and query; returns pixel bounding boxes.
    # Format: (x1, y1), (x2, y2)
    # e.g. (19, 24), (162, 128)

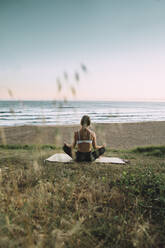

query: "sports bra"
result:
(76, 130), (93, 145)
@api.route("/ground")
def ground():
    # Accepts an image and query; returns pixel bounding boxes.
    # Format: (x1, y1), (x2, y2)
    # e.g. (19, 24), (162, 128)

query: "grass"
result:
(131, 145), (165, 157)
(0, 145), (165, 247)
(0, 144), (57, 150)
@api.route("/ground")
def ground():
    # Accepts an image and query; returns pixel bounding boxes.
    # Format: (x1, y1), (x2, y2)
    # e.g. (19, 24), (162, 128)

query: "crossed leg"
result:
(63, 143), (73, 158)
(91, 147), (105, 160)
(63, 143), (105, 161)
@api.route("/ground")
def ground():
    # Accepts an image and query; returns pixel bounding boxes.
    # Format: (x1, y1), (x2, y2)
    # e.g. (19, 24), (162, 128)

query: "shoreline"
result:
(0, 119), (165, 128)
(0, 121), (165, 149)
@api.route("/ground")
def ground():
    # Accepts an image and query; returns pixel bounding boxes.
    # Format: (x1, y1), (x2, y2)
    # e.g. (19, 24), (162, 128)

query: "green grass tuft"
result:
(0, 144), (56, 150)
(131, 145), (165, 157)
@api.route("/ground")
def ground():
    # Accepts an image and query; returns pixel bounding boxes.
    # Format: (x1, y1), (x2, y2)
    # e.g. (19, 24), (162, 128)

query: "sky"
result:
(0, 0), (165, 101)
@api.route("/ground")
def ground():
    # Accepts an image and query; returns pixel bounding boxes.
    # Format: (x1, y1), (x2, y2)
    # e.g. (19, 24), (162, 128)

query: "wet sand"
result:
(0, 121), (164, 149)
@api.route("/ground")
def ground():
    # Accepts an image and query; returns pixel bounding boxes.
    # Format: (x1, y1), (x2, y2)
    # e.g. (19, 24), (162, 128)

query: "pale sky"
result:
(0, 0), (165, 101)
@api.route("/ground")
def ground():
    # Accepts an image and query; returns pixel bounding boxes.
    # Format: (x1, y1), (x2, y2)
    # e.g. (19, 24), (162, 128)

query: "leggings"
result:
(63, 144), (105, 162)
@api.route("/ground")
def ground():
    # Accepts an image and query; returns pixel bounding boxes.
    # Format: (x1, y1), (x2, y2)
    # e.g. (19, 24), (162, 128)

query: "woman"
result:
(63, 115), (105, 162)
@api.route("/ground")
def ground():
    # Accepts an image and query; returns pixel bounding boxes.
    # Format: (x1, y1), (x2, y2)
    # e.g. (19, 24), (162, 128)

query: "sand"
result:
(0, 121), (164, 149)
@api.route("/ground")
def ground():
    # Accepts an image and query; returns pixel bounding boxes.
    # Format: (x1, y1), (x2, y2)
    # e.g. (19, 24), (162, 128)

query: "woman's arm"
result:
(92, 132), (104, 149)
(72, 131), (77, 148)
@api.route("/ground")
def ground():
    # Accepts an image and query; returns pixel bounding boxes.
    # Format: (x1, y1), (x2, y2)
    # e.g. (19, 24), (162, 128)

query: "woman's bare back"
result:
(75, 128), (95, 152)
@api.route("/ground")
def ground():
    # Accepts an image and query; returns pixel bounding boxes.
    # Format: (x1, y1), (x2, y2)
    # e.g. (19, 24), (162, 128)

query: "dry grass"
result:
(0, 146), (165, 248)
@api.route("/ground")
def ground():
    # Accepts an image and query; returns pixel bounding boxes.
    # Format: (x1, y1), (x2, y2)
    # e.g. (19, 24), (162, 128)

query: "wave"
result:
(0, 117), (52, 121)
(0, 111), (22, 114)
(1, 100), (165, 126)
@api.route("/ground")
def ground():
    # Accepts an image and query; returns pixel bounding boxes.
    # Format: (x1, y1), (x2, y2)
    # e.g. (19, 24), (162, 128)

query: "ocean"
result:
(0, 100), (165, 126)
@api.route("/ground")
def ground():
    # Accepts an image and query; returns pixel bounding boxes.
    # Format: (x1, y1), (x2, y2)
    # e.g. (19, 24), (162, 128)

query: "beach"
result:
(0, 121), (164, 149)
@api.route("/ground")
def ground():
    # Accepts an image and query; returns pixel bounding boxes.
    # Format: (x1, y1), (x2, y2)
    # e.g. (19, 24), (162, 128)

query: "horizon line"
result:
(1, 98), (165, 103)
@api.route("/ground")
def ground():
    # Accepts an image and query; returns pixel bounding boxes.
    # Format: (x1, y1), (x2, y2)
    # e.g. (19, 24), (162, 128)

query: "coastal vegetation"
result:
(0, 145), (165, 247)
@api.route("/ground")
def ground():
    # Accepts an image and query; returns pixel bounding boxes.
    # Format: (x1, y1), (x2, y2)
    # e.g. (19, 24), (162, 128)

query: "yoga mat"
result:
(45, 153), (126, 164)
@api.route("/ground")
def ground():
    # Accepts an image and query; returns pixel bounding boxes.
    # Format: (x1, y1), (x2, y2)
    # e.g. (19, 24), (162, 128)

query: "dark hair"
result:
(80, 115), (91, 126)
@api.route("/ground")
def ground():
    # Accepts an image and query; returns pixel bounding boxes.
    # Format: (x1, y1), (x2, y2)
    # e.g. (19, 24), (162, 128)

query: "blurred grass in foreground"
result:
(0, 146), (165, 248)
